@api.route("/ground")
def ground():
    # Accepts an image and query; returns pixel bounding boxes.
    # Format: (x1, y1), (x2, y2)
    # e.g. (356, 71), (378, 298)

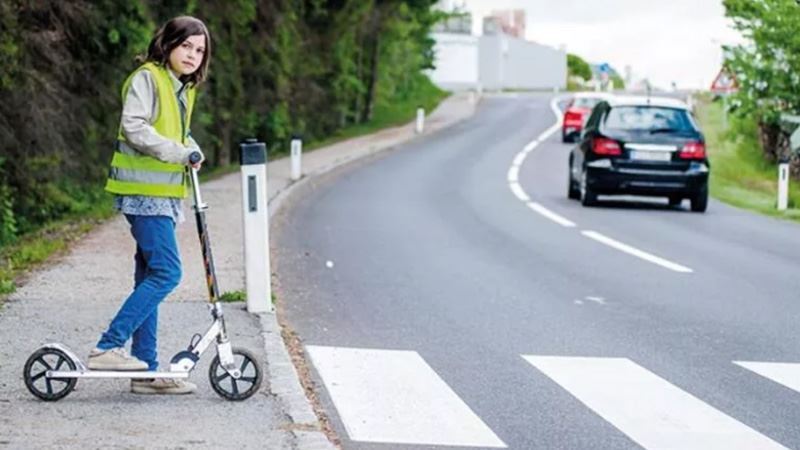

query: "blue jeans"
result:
(97, 215), (182, 370)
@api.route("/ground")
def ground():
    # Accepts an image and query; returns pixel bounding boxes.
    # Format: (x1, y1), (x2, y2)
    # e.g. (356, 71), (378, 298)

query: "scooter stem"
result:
(188, 165), (220, 306)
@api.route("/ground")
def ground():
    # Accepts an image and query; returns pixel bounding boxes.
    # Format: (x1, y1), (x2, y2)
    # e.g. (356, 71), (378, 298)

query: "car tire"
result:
(668, 195), (682, 207)
(568, 159), (581, 200)
(580, 170), (597, 207)
(562, 131), (568, 143)
(690, 186), (708, 213)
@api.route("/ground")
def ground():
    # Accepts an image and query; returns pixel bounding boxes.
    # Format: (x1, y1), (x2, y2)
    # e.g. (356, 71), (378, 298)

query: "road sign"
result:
(711, 67), (739, 94)
(599, 63), (611, 73)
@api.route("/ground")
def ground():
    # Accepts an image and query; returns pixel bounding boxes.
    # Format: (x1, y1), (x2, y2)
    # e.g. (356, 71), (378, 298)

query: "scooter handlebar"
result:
(189, 151), (203, 165)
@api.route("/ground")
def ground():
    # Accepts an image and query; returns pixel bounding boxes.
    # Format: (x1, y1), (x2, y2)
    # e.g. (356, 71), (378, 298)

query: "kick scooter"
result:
(23, 152), (263, 401)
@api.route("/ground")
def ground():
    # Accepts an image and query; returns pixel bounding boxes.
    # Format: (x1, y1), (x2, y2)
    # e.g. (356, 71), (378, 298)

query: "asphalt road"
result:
(273, 93), (800, 450)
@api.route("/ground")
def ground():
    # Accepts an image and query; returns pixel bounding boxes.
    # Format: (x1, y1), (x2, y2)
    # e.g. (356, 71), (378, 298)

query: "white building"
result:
(429, 3), (566, 92)
(429, 32), (480, 91)
(478, 32), (566, 91)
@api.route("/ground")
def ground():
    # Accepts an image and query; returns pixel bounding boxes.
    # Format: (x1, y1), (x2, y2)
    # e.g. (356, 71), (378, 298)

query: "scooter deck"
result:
(47, 370), (189, 379)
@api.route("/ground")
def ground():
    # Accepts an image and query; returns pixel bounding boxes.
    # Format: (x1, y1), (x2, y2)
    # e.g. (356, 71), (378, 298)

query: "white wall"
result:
(478, 35), (503, 90)
(479, 34), (566, 91)
(429, 32), (480, 91)
(430, 31), (567, 92)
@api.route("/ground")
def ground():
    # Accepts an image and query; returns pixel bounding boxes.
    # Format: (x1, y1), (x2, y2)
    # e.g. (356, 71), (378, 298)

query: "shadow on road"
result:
(587, 196), (699, 214)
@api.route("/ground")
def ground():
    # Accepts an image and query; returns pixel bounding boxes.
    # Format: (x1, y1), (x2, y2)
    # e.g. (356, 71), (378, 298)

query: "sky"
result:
(446, 0), (744, 90)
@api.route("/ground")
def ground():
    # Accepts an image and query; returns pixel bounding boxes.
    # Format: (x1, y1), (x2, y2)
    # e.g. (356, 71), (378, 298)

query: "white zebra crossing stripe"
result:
(734, 361), (800, 393)
(522, 355), (787, 450)
(306, 346), (507, 447)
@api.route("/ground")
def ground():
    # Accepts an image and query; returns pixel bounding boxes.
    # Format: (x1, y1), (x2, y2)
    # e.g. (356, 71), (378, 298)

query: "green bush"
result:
(0, 158), (16, 246)
(723, 0), (799, 160)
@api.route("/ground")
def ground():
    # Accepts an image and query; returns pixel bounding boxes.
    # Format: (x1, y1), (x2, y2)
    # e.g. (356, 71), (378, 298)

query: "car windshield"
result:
(573, 98), (601, 109)
(603, 106), (697, 132)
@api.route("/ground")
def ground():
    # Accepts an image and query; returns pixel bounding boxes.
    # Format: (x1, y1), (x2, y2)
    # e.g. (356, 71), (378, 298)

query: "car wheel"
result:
(562, 131), (568, 143)
(580, 169), (597, 207)
(690, 186), (708, 213)
(668, 195), (682, 207)
(568, 159), (581, 200)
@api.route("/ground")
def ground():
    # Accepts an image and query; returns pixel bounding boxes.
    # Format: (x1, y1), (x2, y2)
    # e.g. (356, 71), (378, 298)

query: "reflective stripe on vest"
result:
(105, 62), (195, 198)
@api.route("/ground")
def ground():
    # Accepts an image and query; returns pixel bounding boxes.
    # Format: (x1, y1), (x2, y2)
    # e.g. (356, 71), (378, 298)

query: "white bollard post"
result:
(239, 139), (273, 313)
(416, 107), (425, 134)
(778, 161), (790, 211)
(290, 136), (302, 181)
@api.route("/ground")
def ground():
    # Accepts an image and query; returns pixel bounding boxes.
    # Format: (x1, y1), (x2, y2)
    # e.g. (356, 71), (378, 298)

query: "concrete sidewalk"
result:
(0, 92), (478, 449)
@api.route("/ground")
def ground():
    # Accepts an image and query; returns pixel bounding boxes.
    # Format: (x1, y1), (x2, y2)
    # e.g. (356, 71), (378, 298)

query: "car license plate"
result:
(629, 150), (671, 161)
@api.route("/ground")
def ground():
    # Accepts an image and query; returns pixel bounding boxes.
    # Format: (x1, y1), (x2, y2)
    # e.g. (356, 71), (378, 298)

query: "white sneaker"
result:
(131, 378), (197, 395)
(87, 347), (148, 371)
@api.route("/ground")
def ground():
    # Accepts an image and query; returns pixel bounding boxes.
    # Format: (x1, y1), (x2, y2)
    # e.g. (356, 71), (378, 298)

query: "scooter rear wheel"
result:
(23, 347), (77, 401)
(208, 347), (262, 401)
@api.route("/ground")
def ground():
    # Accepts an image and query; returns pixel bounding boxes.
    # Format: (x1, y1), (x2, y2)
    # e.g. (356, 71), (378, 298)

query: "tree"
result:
(723, 0), (800, 161)
(567, 53), (591, 81)
(359, 0), (437, 123)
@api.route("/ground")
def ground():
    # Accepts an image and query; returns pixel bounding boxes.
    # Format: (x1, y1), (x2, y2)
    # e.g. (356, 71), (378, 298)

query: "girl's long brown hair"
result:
(142, 16), (211, 86)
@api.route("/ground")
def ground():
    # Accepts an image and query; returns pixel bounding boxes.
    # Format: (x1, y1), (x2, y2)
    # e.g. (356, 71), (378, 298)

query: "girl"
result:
(89, 16), (211, 395)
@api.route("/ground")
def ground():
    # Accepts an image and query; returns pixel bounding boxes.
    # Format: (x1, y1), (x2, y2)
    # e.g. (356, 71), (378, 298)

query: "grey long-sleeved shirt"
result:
(113, 67), (204, 224)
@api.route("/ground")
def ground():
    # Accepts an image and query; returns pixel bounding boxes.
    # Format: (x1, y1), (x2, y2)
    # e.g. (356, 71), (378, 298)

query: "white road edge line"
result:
(512, 152), (527, 167)
(509, 182), (530, 202)
(507, 165), (520, 183)
(528, 202), (576, 228)
(507, 96), (570, 227)
(582, 230), (693, 273)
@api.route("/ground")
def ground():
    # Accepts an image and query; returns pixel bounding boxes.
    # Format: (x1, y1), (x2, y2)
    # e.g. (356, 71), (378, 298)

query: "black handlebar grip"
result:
(189, 151), (203, 165)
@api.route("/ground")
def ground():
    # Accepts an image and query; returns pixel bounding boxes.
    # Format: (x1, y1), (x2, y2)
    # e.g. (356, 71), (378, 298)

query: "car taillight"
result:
(592, 137), (622, 156)
(564, 110), (582, 124)
(679, 142), (706, 159)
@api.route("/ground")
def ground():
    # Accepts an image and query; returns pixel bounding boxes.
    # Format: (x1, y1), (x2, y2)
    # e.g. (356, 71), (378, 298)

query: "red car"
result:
(562, 93), (612, 143)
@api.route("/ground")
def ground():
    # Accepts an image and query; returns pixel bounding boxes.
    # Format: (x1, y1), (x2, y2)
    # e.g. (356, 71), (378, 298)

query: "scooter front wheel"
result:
(208, 347), (262, 401)
(23, 347), (77, 401)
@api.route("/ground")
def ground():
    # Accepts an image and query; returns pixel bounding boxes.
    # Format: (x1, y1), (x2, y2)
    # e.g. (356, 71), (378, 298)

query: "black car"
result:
(567, 96), (710, 212)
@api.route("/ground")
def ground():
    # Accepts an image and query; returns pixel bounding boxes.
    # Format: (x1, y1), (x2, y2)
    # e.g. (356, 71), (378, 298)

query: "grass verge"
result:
(219, 290), (246, 303)
(695, 96), (800, 221)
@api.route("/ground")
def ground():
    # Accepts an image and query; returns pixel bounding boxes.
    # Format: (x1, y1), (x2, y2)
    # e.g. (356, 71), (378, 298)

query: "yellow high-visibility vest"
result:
(105, 62), (196, 198)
